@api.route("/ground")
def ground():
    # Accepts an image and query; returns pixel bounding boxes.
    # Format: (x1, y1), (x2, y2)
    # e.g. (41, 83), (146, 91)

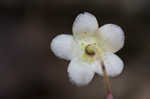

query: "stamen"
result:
(101, 61), (114, 99)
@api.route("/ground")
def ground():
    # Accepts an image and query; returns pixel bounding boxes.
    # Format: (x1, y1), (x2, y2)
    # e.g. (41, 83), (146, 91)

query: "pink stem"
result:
(101, 61), (114, 99)
(107, 92), (114, 99)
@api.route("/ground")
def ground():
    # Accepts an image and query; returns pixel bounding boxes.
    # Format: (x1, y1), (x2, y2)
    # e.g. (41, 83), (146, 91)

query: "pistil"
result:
(85, 44), (96, 56)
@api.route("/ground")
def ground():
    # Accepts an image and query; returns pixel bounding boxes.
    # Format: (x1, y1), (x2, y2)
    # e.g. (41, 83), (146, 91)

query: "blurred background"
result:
(0, 0), (150, 98)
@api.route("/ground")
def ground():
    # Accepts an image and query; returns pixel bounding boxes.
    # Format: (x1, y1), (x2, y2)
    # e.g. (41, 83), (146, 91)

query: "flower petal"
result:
(67, 57), (95, 86)
(92, 60), (103, 76)
(98, 24), (125, 53)
(72, 12), (98, 38)
(51, 34), (75, 60)
(98, 52), (124, 77)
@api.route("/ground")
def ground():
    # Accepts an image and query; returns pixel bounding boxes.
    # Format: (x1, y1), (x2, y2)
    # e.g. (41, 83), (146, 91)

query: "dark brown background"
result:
(0, 0), (150, 98)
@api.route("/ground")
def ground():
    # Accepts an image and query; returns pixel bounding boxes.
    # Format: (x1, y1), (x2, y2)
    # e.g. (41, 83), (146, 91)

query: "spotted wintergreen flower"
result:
(51, 12), (125, 86)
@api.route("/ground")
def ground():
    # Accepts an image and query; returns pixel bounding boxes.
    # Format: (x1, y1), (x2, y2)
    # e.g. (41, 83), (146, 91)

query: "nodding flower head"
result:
(50, 12), (125, 86)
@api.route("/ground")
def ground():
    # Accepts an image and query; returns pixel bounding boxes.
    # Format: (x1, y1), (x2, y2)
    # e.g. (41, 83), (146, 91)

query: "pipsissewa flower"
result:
(51, 12), (125, 87)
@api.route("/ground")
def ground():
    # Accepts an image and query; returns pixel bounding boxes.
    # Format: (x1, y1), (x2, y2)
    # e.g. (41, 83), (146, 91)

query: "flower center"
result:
(85, 44), (96, 56)
(80, 39), (104, 63)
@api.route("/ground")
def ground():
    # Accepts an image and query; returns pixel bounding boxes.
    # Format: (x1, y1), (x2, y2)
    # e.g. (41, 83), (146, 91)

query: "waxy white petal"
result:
(73, 12), (98, 38)
(67, 58), (95, 86)
(98, 24), (125, 53)
(98, 52), (124, 77)
(51, 34), (74, 60)
(92, 60), (103, 76)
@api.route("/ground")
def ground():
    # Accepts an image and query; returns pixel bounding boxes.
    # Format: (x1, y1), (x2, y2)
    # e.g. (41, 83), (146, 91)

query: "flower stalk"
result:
(101, 61), (114, 99)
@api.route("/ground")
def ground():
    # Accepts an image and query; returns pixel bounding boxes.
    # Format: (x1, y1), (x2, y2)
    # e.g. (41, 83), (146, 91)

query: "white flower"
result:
(51, 12), (125, 86)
